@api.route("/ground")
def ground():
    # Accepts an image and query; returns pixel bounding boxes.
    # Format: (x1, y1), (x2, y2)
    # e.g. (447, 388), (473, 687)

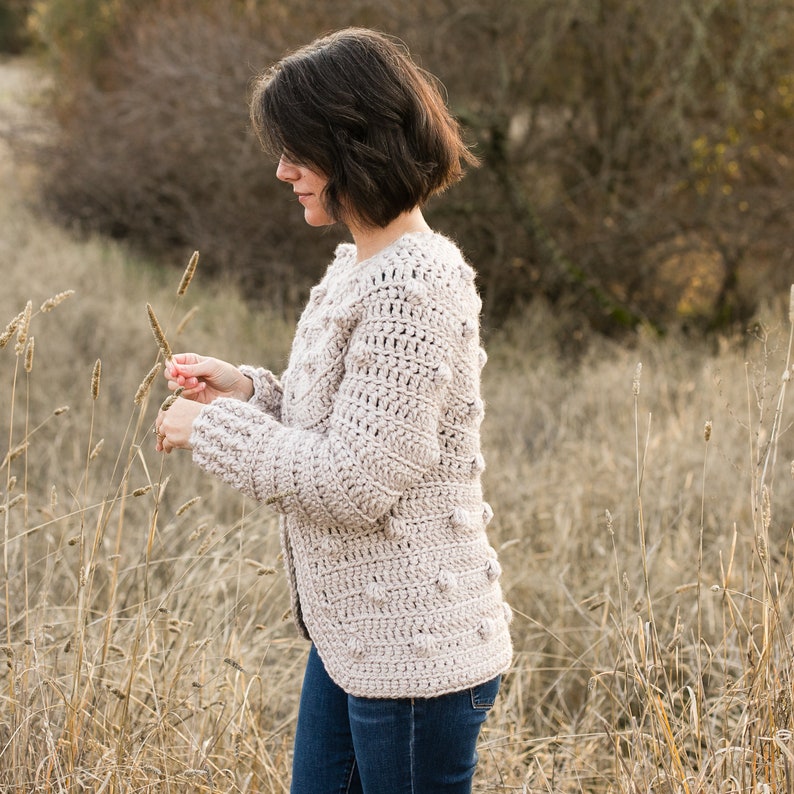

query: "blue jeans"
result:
(290, 645), (501, 794)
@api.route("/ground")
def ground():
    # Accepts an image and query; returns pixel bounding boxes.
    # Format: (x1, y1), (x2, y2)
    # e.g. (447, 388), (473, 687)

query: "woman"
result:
(155, 28), (512, 794)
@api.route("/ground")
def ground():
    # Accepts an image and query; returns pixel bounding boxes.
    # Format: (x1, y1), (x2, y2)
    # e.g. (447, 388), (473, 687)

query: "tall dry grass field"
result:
(3, 58), (794, 792)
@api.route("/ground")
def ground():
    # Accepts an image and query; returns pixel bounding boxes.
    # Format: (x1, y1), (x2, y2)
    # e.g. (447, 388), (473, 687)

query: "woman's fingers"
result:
(164, 354), (209, 399)
(162, 354), (244, 403)
(154, 398), (202, 452)
(168, 374), (202, 391)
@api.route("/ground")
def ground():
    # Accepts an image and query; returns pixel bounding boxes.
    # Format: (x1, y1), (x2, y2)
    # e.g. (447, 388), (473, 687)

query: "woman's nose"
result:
(276, 155), (299, 182)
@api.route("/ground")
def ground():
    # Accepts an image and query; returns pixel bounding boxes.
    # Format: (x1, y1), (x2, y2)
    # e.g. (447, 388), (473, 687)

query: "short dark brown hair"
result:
(250, 28), (477, 229)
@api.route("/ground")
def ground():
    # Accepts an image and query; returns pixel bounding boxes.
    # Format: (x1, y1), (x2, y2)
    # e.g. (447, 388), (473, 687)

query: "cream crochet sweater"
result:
(191, 231), (513, 698)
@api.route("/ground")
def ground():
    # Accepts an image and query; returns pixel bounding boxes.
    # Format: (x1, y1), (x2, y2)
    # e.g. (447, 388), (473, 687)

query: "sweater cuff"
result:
(190, 398), (277, 501)
(238, 365), (283, 417)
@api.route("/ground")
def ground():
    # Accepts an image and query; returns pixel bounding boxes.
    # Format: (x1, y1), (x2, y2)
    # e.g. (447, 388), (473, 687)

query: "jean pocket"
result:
(469, 675), (501, 710)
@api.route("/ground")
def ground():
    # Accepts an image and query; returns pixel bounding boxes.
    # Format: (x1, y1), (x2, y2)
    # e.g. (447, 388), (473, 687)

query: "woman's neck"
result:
(348, 207), (432, 263)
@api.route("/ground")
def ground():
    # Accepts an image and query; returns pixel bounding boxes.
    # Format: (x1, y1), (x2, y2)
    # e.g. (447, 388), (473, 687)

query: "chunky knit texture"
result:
(191, 231), (513, 698)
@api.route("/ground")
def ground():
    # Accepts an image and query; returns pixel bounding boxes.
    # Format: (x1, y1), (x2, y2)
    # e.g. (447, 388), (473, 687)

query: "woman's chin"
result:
(304, 211), (336, 228)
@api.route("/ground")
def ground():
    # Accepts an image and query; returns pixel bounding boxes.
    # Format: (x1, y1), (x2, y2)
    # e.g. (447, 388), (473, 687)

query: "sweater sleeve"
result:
(190, 279), (453, 531)
(238, 365), (283, 420)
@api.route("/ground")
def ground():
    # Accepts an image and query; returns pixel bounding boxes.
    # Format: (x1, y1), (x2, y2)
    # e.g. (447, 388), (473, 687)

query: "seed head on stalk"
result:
(177, 250), (199, 297)
(134, 362), (162, 405)
(24, 337), (34, 373)
(146, 303), (172, 361)
(632, 362), (642, 396)
(40, 290), (75, 313)
(0, 310), (23, 349)
(14, 300), (32, 356)
(91, 359), (101, 400)
(160, 387), (184, 412)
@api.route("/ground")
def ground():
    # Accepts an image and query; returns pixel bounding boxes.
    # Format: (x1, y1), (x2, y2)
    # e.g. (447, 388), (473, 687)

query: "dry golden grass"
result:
(478, 302), (794, 792)
(3, 58), (794, 794)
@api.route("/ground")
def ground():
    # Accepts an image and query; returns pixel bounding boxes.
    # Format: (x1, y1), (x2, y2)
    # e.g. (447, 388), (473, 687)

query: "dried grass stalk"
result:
(176, 496), (201, 516)
(40, 290), (76, 313)
(134, 362), (162, 405)
(264, 489), (296, 505)
(632, 362), (642, 396)
(0, 494), (25, 514)
(2, 442), (28, 468)
(89, 439), (104, 460)
(177, 250), (199, 296)
(91, 359), (102, 400)
(160, 387), (184, 411)
(176, 306), (199, 335)
(14, 300), (32, 356)
(0, 310), (23, 349)
(146, 303), (172, 361)
(24, 336), (34, 373)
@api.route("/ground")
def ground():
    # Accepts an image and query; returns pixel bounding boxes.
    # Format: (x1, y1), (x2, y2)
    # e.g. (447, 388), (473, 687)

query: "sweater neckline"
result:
(337, 230), (440, 268)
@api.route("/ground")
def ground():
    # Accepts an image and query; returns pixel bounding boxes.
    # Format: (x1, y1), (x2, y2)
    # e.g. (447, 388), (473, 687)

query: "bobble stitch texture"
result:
(471, 453), (486, 475)
(462, 318), (477, 339)
(412, 633), (437, 658)
(347, 636), (367, 659)
(320, 535), (343, 557)
(485, 557), (502, 583)
(434, 362), (453, 385)
(451, 506), (471, 530)
(403, 279), (428, 305)
(436, 568), (458, 593)
(478, 619), (496, 640)
(366, 582), (389, 606)
(190, 232), (512, 699)
(384, 516), (410, 541)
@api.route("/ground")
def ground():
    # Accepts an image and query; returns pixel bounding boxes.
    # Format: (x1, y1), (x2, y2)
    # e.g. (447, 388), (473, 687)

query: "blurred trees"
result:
(24, 0), (794, 331)
(0, 0), (31, 52)
(407, 0), (794, 330)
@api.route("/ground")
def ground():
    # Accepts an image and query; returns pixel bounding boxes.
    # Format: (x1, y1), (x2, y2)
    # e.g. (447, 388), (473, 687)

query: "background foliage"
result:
(0, 1), (30, 53)
(14, 0), (794, 332)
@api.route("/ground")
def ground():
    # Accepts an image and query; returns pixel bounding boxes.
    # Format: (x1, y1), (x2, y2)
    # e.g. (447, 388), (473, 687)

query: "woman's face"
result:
(276, 155), (334, 227)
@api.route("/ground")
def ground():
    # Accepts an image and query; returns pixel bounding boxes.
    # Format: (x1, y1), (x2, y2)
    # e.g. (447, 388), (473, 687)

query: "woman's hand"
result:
(164, 353), (254, 404)
(155, 397), (204, 454)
